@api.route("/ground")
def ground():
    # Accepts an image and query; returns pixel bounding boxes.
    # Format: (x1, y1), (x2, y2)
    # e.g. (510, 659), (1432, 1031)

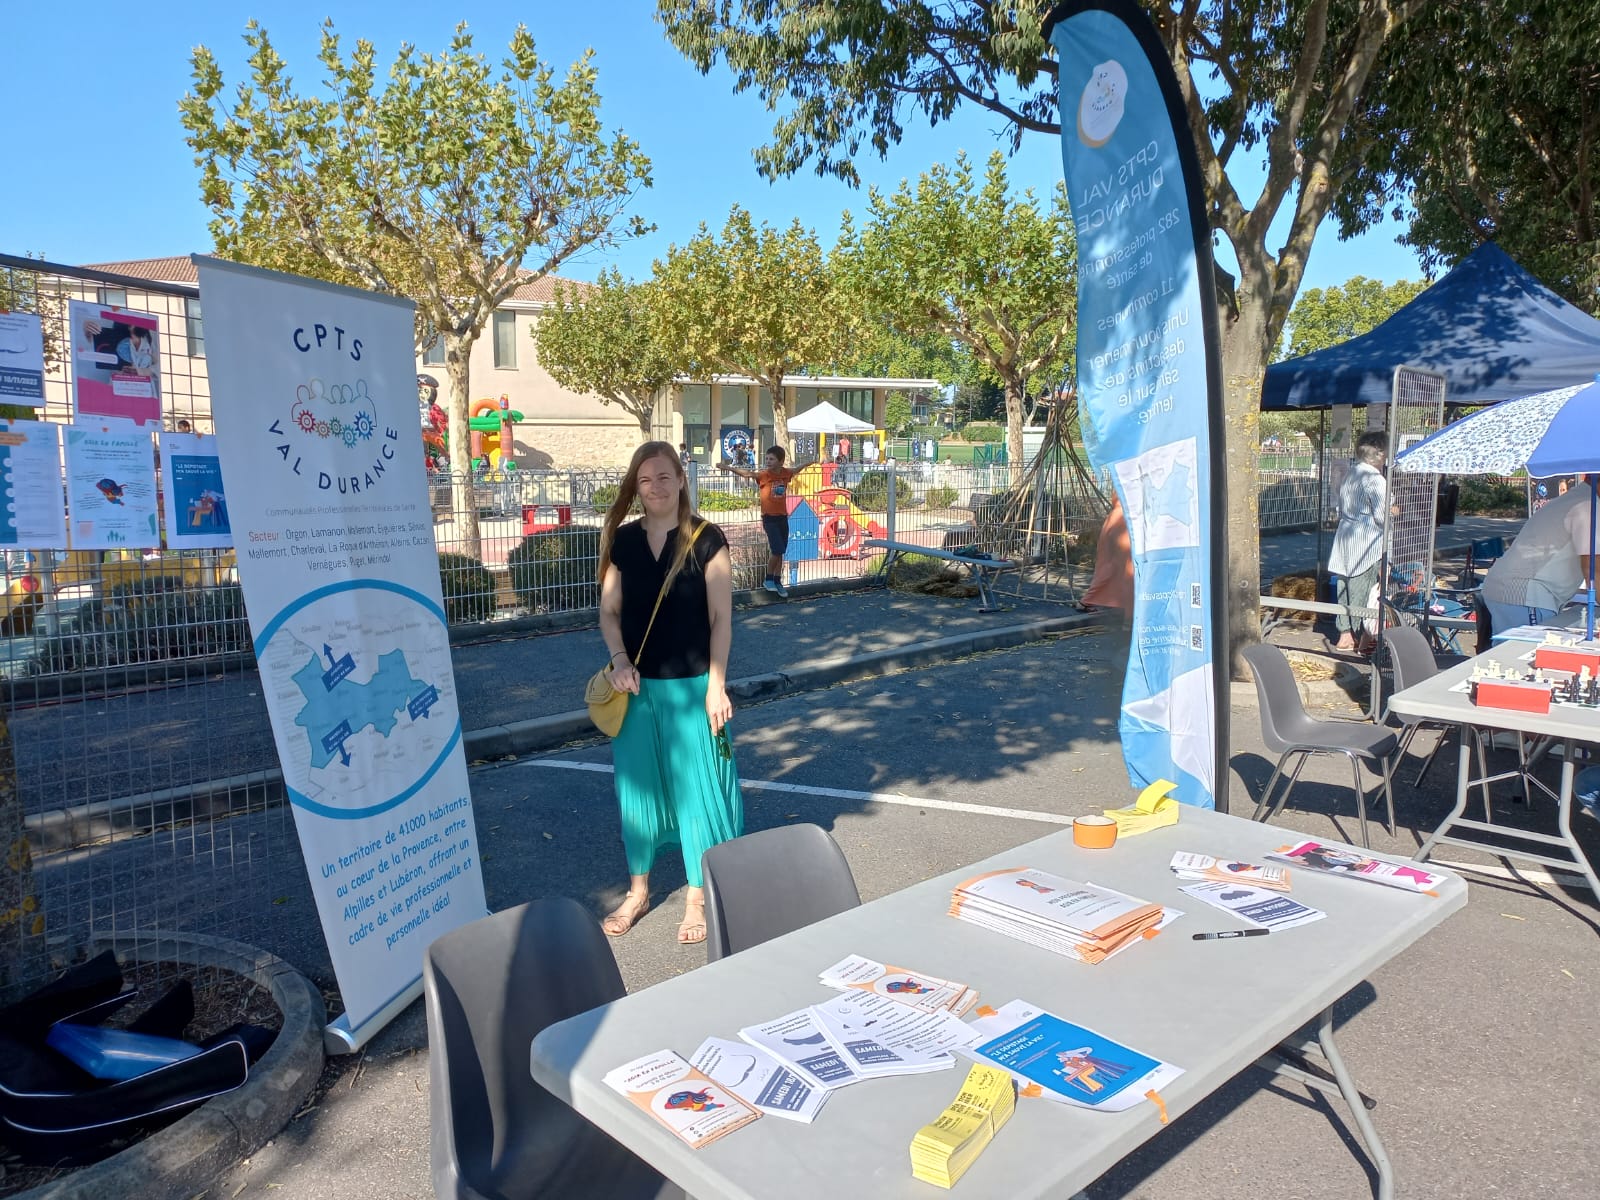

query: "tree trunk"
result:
(443, 335), (481, 561)
(768, 374), (790, 452)
(0, 711), (45, 1004)
(1002, 374), (1026, 487)
(1217, 292), (1271, 680)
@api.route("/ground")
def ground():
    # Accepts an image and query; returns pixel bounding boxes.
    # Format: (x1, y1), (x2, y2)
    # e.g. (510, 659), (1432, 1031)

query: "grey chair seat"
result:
(702, 824), (862, 962)
(1243, 642), (1397, 848)
(424, 898), (684, 1200)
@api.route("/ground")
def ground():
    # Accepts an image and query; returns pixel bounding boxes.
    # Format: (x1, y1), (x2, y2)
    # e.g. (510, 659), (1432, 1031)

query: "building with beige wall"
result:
(36, 257), (934, 467)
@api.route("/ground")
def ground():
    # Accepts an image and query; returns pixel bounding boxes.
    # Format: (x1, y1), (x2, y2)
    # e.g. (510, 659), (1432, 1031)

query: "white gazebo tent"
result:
(786, 399), (877, 461)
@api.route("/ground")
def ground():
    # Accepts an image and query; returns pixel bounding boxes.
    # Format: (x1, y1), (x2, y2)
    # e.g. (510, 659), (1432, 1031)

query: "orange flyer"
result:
(603, 1049), (760, 1149)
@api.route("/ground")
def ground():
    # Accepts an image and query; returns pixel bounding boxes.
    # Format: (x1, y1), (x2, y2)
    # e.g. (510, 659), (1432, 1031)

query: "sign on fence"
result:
(1047, 0), (1229, 809)
(195, 257), (486, 1045)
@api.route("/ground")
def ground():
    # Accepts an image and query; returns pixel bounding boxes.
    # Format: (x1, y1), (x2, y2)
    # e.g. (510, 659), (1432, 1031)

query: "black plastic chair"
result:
(1242, 643), (1397, 848)
(701, 824), (862, 963)
(424, 899), (682, 1200)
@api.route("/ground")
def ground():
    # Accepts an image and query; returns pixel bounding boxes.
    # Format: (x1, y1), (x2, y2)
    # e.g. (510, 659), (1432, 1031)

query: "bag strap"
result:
(632, 522), (705, 666)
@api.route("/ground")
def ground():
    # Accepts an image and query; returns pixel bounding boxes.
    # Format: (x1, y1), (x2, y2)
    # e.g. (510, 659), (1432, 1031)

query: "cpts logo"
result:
(268, 321), (403, 496)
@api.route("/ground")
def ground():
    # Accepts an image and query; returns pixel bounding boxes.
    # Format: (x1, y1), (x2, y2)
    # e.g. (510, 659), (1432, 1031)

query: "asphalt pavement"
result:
(168, 613), (1600, 1200)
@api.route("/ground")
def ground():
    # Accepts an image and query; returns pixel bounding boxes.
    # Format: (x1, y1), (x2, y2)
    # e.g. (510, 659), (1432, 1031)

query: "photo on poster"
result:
(68, 300), (163, 429)
(64, 425), (159, 549)
(0, 419), (67, 548)
(0, 312), (47, 403)
(159, 432), (232, 549)
(1114, 437), (1201, 555)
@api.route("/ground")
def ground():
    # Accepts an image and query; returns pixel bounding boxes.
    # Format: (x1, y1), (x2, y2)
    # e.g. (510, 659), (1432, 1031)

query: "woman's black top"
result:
(612, 519), (728, 679)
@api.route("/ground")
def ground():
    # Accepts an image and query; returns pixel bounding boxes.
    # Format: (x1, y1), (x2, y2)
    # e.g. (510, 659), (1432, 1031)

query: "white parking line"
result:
(522, 760), (1074, 825)
(1428, 857), (1587, 890)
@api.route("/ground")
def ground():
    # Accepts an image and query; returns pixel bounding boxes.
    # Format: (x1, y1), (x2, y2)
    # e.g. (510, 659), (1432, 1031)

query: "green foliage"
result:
(0, 258), (66, 377)
(1340, 0), (1600, 312)
(437, 552), (498, 624)
(507, 527), (603, 612)
(926, 485), (960, 508)
(1456, 476), (1527, 516)
(883, 393), (915, 437)
(590, 483), (621, 511)
(37, 580), (255, 672)
(851, 470), (910, 512)
(834, 151), (1076, 467)
(961, 423), (1003, 443)
(695, 490), (756, 512)
(1279, 277), (1427, 361)
(652, 205), (844, 446)
(532, 270), (685, 433)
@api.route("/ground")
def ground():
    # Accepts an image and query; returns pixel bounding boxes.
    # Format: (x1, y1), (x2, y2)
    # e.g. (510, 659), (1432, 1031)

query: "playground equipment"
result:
(468, 397), (523, 471)
(784, 463), (886, 561)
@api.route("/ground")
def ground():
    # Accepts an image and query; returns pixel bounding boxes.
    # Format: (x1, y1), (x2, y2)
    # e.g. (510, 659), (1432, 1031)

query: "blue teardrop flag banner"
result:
(1045, 1), (1229, 809)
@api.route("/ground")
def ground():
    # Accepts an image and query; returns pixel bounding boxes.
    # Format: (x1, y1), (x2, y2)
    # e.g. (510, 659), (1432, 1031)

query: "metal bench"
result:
(864, 539), (1019, 612)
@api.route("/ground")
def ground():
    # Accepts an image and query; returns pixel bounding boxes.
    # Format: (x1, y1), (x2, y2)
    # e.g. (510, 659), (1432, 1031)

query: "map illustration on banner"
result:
(68, 301), (163, 429)
(258, 583), (456, 820)
(1046, 0), (1228, 809)
(195, 256), (486, 1044)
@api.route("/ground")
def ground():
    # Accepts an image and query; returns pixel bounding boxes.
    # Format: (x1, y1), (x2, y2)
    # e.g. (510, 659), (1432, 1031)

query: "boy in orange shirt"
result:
(731, 446), (798, 597)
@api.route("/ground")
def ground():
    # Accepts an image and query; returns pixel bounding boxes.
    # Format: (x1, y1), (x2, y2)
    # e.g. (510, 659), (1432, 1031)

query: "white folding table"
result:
(1388, 637), (1600, 904)
(529, 808), (1465, 1200)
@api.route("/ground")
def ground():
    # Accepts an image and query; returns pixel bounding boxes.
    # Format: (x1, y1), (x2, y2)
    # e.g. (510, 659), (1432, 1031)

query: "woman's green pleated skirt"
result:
(612, 673), (743, 888)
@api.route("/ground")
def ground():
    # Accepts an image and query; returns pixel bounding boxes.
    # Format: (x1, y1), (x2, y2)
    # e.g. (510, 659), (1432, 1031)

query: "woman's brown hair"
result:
(597, 440), (700, 587)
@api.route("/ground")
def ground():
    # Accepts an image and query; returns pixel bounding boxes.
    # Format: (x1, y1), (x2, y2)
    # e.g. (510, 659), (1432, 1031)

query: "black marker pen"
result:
(1192, 928), (1270, 940)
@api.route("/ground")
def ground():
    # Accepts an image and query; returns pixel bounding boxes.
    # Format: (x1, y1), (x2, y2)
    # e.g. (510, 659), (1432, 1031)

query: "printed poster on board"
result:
(0, 312), (47, 403)
(0, 419), (67, 548)
(68, 300), (163, 429)
(194, 255), (486, 1036)
(63, 425), (159, 549)
(158, 432), (232, 549)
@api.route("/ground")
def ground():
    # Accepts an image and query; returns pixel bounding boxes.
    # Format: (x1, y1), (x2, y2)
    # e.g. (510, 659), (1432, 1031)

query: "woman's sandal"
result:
(601, 891), (649, 938)
(677, 899), (707, 945)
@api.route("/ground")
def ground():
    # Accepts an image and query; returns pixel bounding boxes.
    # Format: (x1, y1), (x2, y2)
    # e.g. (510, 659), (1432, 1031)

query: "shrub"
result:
(590, 483), (621, 511)
(961, 423), (1003, 442)
(1456, 475), (1526, 516)
(696, 489), (756, 512)
(507, 526), (603, 612)
(852, 470), (911, 512)
(97, 579), (253, 665)
(437, 552), (498, 625)
(925, 485), (960, 508)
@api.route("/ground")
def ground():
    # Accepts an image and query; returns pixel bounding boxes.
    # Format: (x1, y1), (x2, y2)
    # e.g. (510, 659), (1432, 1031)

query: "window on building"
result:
(793, 387), (819, 415)
(681, 383), (712, 426)
(492, 310), (518, 369)
(98, 287), (127, 308)
(839, 388), (874, 423)
(184, 297), (205, 358)
(718, 384), (750, 428)
(421, 330), (446, 366)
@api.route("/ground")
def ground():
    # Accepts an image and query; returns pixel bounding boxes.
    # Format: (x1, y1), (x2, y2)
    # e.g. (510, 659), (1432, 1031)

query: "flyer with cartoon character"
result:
(603, 1049), (759, 1149)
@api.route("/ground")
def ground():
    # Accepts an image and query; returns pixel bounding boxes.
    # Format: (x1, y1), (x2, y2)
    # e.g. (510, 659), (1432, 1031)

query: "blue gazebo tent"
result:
(1262, 242), (1600, 410)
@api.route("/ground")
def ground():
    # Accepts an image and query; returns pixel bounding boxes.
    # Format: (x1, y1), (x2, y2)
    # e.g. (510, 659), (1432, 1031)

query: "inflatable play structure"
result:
(417, 377), (523, 472)
(783, 463), (887, 561)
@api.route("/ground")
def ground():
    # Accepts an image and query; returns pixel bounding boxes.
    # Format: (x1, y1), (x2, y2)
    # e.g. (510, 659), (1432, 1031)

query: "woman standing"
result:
(596, 441), (743, 945)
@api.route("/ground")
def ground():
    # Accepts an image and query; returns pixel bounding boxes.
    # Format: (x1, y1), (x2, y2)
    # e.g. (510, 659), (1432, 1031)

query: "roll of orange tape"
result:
(1073, 815), (1118, 849)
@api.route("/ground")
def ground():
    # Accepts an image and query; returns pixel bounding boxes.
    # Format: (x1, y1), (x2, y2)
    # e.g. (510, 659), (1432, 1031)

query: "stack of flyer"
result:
(602, 1050), (761, 1148)
(961, 1001), (1183, 1113)
(948, 867), (1172, 964)
(1267, 840), (1444, 893)
(739, 992), (979, 1091)
(909, 1062), (1015, 1189)
(818, 955), (979, 1016)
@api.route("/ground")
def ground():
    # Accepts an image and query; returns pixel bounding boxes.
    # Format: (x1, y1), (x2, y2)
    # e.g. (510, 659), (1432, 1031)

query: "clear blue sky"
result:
(0, 0), (1422, 294)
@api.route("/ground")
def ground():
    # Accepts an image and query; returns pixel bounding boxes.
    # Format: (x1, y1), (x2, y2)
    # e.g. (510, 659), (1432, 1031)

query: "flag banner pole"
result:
(1044, 0), (1229, 809)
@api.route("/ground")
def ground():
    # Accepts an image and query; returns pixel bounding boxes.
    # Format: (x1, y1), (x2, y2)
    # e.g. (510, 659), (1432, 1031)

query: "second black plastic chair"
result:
(1242, 642), (1397, 848)
(701, 824), (862, 962)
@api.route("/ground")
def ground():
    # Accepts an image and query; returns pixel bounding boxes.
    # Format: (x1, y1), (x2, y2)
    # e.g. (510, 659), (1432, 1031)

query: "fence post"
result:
(687, 460), (699, 510)
(886, 461), (897, 542)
